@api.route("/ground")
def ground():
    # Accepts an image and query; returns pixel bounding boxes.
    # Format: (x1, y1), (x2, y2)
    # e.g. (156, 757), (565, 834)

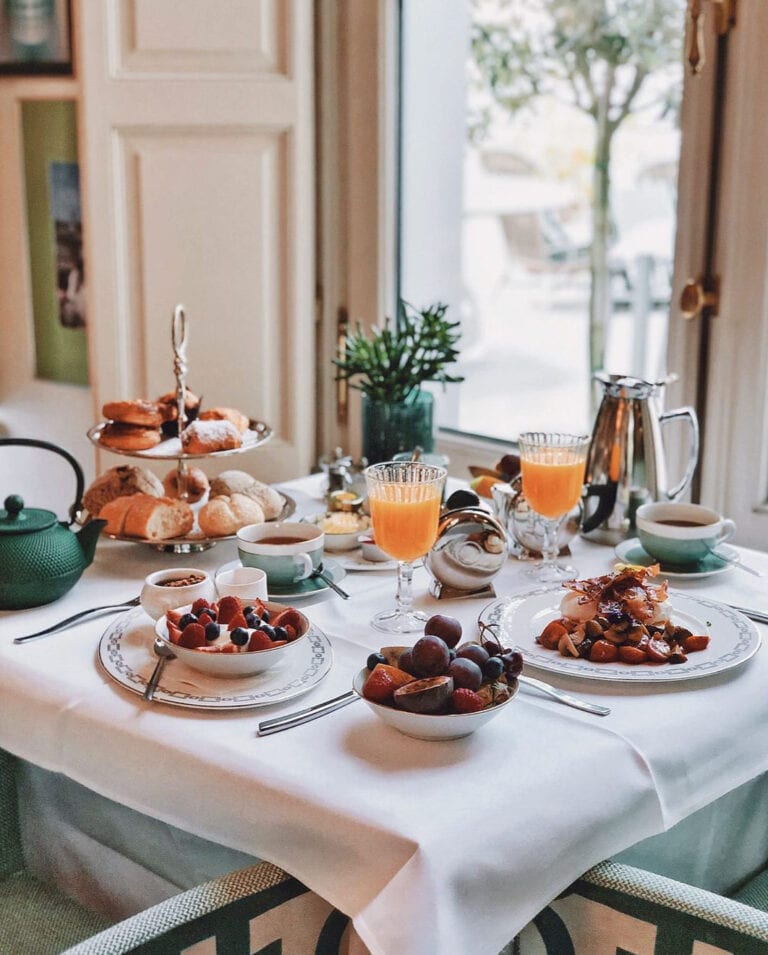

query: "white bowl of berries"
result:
(154, 595), (309, 678)
(352, 614), (521, 740)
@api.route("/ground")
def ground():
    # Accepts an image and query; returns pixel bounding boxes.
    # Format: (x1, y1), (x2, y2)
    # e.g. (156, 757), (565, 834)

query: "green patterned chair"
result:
(515, 859), (768, 955)
(0, 749), (112, 953)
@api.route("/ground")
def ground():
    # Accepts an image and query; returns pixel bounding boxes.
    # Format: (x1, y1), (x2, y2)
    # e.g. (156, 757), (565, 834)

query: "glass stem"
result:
(540, 517), (562, 566)
(396, 560), (415, 616)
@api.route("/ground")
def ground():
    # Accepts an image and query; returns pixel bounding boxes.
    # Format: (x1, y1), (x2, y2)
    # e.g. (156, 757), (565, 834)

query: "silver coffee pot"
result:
(581, 373), (699, 544)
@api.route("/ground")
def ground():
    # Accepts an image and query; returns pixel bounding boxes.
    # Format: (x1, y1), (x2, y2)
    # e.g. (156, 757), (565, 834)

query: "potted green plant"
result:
(334, 301), (463, 463)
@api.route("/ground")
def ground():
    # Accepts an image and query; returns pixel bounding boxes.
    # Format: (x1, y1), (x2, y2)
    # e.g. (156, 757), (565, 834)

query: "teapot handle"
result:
(659, 406), (700, 501)
(0, 438), (85, 526)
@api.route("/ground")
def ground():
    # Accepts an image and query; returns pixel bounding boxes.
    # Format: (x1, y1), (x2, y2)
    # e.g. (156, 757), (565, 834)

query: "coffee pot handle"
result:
(659, 406), (700, 501)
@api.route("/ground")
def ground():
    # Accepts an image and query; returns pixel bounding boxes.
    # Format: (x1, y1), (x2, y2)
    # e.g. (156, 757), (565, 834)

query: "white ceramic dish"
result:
(155, 601), (309, 678)
(480, 587), (761, 684)
(352, 668), (518, 740)
(303, 511), (371, 551)
(216, 558), (347, 600)
(140, 567), (216, 621)
(615, 538), (739, 580)
(98, 607), (332, 709)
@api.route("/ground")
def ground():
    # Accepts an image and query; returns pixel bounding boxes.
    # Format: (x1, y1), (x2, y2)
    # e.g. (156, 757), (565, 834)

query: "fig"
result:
(398, 648), (417, 675)
(393, 675), (453, 714)
(411, 635), (451, 677)
(448, 657), (483, 691)
(456, 642), (489, 668)
(424, 614), (463, 649)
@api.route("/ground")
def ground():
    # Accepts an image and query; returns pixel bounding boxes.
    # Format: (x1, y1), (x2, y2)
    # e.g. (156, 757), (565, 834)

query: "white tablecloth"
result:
(1, 474), (768, 955)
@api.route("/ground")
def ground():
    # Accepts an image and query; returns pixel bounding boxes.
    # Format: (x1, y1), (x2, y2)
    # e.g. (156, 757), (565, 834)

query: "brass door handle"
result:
(680, 277), (720, 320)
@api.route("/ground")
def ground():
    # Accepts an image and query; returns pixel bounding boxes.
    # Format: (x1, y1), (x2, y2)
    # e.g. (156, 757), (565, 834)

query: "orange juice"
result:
(521, 455), (585, 519)
(368, 488), (442, 562)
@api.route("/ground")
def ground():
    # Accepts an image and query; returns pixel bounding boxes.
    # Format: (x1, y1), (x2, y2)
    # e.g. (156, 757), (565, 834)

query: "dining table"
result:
(1, 472), (768, 955)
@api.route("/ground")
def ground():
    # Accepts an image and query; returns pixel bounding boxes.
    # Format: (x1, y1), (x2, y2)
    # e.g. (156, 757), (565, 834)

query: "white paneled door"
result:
(77, 0), (315, 482)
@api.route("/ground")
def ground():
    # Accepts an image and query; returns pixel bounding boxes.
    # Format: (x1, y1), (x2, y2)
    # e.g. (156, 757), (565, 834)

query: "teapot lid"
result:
(0, 495), (57, 535)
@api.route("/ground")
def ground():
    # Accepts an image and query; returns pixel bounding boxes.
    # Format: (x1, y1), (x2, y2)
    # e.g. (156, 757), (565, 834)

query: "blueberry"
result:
(204, 622), (220, 643)
(259, 624), (276, 640)
(243, 605), (255, 616)
(179, 612), (198, 628)
(483, 656), (504, 681)
(273, 626), (289, 642)
(230, 627), (249, 647)
(261, 609), (271, 623)
(366, 651), (387, 670)
(245, 612), (260, 629)
(204, 608), (217, 621)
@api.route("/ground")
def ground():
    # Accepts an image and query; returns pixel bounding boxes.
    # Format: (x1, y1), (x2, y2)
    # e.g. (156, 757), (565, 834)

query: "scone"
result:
(163, 466), (209, 504)
(102, 399), (162, 428)
(83, 465), (164, 517)
(181, 419), (242, 455)
(198, 407), (250, 433)
(198, 493), (265, 537)
(98, 422), (163, 451)
(209, 470), (284, 520)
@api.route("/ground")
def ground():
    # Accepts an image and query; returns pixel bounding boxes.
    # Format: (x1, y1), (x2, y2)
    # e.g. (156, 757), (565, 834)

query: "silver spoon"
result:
(144, 637), (176, 701)
(311, 563), (350, 599)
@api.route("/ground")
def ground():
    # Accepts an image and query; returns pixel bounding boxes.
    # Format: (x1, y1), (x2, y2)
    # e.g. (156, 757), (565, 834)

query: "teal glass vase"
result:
(362, 390), (435, 464)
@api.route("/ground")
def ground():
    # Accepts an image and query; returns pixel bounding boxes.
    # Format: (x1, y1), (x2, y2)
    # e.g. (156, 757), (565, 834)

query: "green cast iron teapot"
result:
(0, 438), (106, 610)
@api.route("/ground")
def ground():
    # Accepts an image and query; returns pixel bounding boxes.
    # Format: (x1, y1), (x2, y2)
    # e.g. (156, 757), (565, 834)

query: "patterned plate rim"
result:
(98, 606), (333, 709)
(478, 587), (761, 683)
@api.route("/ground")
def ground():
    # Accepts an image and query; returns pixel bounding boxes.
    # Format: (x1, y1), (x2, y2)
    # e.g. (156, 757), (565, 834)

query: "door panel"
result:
(78, 0), (314, 482)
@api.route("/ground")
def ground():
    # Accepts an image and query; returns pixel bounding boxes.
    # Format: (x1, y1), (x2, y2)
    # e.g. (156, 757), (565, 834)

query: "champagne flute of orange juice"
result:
(518, 432), (590, 582)
(365, 461), (447, 633)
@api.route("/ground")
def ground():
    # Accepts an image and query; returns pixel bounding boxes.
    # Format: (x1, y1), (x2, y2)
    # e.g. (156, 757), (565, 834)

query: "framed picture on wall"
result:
(0, 0), (73, 75)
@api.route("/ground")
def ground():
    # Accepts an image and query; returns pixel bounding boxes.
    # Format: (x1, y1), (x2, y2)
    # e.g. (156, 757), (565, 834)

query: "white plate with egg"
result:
(479, 587), (760, 683)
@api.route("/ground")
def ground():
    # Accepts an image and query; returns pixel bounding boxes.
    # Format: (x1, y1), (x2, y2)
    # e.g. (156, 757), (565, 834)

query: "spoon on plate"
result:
(144, 637), (176, 701)
(311, 563), (350, 599)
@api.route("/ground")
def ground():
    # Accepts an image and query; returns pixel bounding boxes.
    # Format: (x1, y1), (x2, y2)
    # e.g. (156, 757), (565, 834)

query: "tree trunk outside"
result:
(588, 119), (615, 402)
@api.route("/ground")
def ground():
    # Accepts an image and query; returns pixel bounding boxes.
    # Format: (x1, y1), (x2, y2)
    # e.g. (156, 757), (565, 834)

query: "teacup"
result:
(635, 502), (736, 566)
(237, 522), (324, 588)
(140, 567), (216, 621)
(215, 566), (268, 602)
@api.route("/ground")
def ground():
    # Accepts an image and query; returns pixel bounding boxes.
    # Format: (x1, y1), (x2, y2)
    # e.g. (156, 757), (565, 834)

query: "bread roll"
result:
(99, 496), (136, 536)
(198, 407), (250, 433)
(162, 466), (209, 504)
(209, 470), (284, 520)
(121, 495), (194, 541)
(198, 493), (265, 537)
(180, 419), (241, 455)
(83, 465), (163, 517)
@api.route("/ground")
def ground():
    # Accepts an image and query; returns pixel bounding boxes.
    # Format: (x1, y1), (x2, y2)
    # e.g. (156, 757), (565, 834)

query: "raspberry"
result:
(451, 688), (485, 713)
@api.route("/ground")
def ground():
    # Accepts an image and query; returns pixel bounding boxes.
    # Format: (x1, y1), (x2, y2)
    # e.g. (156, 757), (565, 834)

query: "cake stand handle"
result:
(172, 303), (189, 497)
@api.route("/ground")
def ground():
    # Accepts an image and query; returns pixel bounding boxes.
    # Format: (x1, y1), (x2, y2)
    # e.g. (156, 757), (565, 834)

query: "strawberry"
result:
(191, 597), (214, 616)
(248, 630), (274, 652)
(217, 595), (243, 626)
(179, 623), (206, 649)
(270, 608), (304, 636)
(198, 611), (215, 627)
(166, 609), (184, 627)
(227, 611), (248, 631)
(362, 665), (412, 705)
(166, 622), (182, 645)
(452, 688), (485, 713)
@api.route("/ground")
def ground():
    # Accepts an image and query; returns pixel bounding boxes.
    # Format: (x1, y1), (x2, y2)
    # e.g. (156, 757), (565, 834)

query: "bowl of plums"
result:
(353, 614), (521, 740)
(154, 594), (309, 678)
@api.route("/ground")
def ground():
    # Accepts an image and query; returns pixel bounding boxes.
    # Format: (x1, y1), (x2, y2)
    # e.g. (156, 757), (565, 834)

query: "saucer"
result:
(615, 538), (739, 579)
(217, 558), (347, 599)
